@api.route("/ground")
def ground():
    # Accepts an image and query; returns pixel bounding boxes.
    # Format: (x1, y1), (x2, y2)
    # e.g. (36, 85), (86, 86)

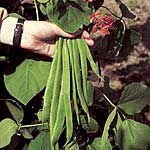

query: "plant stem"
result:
(33, 0), (39, 21)
(103, 93), (116, 108)
(20, 123), (46, 129)
(99, 90), (117, 108)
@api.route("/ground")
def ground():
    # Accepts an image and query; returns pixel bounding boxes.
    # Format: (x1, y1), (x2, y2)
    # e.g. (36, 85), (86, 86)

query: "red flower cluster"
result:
(89, 12), (116, 35)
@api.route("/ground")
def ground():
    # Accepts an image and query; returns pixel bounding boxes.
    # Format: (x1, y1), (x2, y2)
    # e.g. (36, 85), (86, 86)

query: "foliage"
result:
(4, 59), (51, 105)
(0, 118), (18, 148)
(46, 0), (92, 32)
(118, 83), (150, 115)
(116, 119), (150, 150)
(0, 0), (147, 150)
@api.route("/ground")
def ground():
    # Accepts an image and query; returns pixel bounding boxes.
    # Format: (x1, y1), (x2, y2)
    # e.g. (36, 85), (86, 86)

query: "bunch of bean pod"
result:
(42, 37), (102, 150)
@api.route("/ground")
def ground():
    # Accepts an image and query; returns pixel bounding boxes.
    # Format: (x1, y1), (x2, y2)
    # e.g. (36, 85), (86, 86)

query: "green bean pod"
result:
(72, 39), (90, 122)
(82, 38), (103, 81)
(42, 38), (60, 123)
(63, 39), (73, 144)
(76, 38), (88, 102)
(67, 39), (80, 124)
(50, 37), (63, 135)
(50, 81), (65, 149)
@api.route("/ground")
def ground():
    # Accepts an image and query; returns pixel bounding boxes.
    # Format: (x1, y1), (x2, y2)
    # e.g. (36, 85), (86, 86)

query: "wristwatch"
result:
(13, 18), (25, 47)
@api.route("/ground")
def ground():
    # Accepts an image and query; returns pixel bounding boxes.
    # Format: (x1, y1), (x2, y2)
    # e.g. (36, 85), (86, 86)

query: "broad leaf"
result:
(116, 119), (150, 150)
(118, 83), (150, 115)
(80, 115), (98, 133)
(0, 118), (18, 148)
(28, 131), (50, 150)
(46, 0), (92, 32)
(4, 59), (51, 105)
(5, 99), (24, 122)
(88, 137), (112, 150)
(100, 108), (116, 150)
(0, 99), (24, 122)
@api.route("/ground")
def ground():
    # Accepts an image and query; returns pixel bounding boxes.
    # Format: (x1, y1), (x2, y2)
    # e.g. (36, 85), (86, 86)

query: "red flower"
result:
(90, 12), (116, 35)
(89, 12), (101, 23)
(92, 24), (98, 32)
(101, 25), (111, 35)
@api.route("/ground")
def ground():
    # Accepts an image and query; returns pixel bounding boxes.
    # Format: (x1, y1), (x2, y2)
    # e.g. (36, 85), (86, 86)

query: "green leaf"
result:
(5, 99), (24, 122)
(37, 110), (43, 122)
(0, 118), (18, 148)
(37, 0), (49, 3)
(100, 108), (116, 150)
(130, 30), (141, 45)
(113, 112), (123, 136)
(0, 99), (24, 122)
(46, 0), (92, 32)
(88, 137), (112, 150)
(80, 115), (98, 133)
(116, 112), (123, 131)
(9, 13), (26, 19)
(118, 83), (150, 115)
(87, 81), (94, 106)
(39, 4), (47, 15)
(4, 59), (51, 105)
(20, 128), (33, 139)
(5, 101), (24, 122)
(116, 119), (150, 150)
(28, 131), (50, 150)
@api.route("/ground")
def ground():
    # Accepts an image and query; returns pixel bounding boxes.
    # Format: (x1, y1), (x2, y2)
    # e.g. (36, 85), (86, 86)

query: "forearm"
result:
(0, 17), (18, 45)
(0, 7), (18, 46)
(0, 16), (46, 48)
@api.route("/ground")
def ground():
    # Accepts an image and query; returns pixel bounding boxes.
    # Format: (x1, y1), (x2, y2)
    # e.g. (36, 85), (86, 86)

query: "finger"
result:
(82, 31), (94, 46)
(84, 39), (94, 46)
(82, 31), (90, 39)
(64, 29), (83, 38)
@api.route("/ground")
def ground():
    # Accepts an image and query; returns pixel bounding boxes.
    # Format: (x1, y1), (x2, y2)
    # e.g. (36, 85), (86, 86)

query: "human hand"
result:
(21, 21), (94, 57)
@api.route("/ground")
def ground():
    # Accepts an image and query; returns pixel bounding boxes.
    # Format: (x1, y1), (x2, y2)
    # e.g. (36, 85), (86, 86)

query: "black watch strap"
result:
(13, 18), (25, 47)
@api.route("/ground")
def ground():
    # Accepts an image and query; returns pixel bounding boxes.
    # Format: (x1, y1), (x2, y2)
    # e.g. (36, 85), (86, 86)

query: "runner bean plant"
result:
(0, 0), (150, 150)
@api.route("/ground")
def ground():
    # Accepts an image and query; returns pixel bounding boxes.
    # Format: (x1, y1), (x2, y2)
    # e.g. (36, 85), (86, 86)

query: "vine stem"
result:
(98, 89), (117, 108)
(20, 123), (47, 129)
(98, 89), (127, 119)
(102, 93), (117, 108)
(33, 0), (39, 21)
